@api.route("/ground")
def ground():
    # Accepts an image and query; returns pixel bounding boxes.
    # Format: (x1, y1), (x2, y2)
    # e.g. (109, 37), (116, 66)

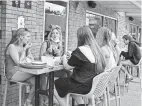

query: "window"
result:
(86, 12), (117, 36)
(129, 24), (140, 41)
(44, 1), (67, 50)
(45, 2), (66, 16)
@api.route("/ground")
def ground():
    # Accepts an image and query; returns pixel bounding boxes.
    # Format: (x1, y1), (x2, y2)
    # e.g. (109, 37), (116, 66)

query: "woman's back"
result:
(101, 45), (116, 70)
(69, 45), (104, 83)
(5, 44), (22, 79)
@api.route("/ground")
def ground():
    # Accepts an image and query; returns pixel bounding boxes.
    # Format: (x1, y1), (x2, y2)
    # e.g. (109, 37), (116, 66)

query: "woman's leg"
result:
(120, 60), (133, 75)
(71, 95), (84, 105)
(120, 60), (133, 81)
(40, 74), (48, 105)
(11, 71), (35, 105)
(54, 87), (67, 106)
(26, 77), (35, 101)
(11, 71), (33, 81)
(54, 88), (85, 106)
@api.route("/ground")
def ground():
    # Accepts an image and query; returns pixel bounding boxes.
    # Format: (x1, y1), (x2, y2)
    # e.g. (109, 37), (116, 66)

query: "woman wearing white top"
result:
(96, 27), (117, 70)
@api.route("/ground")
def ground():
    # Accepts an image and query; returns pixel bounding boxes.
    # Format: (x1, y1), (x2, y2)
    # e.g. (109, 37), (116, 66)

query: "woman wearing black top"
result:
(54, 26), (106, 106)
(119, 35), (141, 82)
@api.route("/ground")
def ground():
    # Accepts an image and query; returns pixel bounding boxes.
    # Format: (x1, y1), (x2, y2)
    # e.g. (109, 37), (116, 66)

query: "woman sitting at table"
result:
(5, 28), (35, 106)
(54, 26), (106, 106)
(39, 25), (63, 105)
(40, 25), (62, 57)
(96, 27), (117, 70)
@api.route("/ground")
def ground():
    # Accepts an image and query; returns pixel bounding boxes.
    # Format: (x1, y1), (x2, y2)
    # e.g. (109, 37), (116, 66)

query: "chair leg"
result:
(83, 97), (88, 106)
(138, 66), (141, 79)
(123, 71), (126, 95)
(91, 96), (95, 106)
(106, 87), (110, 106)
(103, 90), (108, 106)
(3, 80), (8, 106)
(114, 82), (118, 106)
(66, 94), (70, 106)
(19, 84), (23, 106)
(117, 77), (121, 106)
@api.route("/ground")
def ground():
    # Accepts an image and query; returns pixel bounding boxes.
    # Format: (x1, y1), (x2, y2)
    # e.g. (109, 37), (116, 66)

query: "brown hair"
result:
(122, 35), (133, 41)
(5, 28), (30, 57)
(96, 27), (112, 47)
(77, 26), (106, 71)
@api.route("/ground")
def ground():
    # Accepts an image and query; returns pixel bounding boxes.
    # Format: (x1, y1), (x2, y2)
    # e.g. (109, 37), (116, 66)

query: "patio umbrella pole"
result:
(64, 0), (69, 54)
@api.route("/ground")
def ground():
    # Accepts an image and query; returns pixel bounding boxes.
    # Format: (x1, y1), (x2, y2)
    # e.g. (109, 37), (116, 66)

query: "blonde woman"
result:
(5, 28), (35, 106)
(40, 26), (62, 58)
(54, 26), (106, 106)
(39, 26), (63, 105)
(96, 27), (117, 70)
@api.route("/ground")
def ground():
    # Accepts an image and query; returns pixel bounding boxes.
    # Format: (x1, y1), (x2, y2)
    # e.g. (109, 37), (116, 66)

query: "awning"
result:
(95, 0), (141, 23)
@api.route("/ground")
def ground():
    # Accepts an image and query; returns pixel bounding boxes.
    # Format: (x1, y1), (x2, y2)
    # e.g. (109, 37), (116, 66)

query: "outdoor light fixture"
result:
(129, 16), (134, 21)
(88, 1), (97, 8)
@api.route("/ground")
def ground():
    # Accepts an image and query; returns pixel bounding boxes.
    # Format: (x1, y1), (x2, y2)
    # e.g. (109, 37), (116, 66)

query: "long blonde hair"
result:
(96, 27), (112, 47)
(5, 28), (30, 56)
(77, 26), (106, 71)
(47, 26), (62, 44)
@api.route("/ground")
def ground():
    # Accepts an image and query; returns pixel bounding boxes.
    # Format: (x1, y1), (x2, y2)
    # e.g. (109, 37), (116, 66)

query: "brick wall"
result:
(0, 1), (44, 106)
(68, 1), (117, 51)
(68, 1), (141, 51)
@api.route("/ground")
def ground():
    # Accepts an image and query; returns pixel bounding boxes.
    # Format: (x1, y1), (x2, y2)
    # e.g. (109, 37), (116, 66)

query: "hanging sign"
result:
(18, 16), (25, 29)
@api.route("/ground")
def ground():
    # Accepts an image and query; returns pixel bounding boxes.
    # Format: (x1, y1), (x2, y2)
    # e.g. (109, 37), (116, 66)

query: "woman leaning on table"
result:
(5, 28), (35, 106)
(40, 25), (62, 58)
(54, 26), (106, 106)
(39, 26), (63, 105)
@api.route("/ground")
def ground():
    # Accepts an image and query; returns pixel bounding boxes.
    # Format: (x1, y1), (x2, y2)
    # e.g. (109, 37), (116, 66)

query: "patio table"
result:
(15, 65), (64, 106)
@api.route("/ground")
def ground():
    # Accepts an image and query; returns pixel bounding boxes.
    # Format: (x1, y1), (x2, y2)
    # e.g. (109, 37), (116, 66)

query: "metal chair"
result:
(129, 58), (142, 79)
(123, 58), (142, 93)
(65, 71), (111, 106)
(106, 65), (122, 106)
(2, 62), (30, 106)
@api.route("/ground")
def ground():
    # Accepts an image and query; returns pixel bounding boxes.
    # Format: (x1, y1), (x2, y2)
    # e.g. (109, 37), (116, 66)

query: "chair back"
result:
(108, 65), (122, 83)
(86, 66), (121, 98)
(86, 71), (110, 98)
(138, 58), (142, 65)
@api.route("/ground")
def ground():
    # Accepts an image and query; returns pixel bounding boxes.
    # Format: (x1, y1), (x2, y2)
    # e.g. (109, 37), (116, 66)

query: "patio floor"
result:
(36, 72), (142, 106)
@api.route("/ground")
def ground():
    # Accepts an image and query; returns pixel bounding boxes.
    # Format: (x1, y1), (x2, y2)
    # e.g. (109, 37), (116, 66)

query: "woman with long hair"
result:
(5, 28), (35, 106)
(40, 25), (62, 58)
(39, 26), (63, 105)
(96, 27), (117, 70)
(54, 26), (106, 106)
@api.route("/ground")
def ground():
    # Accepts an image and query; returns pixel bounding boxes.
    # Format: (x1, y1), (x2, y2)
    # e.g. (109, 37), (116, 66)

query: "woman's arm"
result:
(26, 48), (34, 61)
(53, 43), (62, 56)
(62, 55), (74, 70)
(40, 42), (47, 57)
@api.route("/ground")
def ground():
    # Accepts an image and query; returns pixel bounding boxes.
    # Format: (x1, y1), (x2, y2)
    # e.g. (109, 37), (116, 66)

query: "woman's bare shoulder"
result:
(8, 44), (16, 49)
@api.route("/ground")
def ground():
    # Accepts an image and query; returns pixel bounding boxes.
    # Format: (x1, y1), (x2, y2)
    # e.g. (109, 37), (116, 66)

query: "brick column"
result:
(0, 1), (44, 106)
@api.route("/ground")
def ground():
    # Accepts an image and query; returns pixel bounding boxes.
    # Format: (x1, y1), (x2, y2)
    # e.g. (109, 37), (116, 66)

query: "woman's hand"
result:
(61, 54), (66, 61)
(24, 42), (32, 51)
(47, 45), (53, 53)
(66, 51), (72, 60)
(53, 48), (60, 55)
